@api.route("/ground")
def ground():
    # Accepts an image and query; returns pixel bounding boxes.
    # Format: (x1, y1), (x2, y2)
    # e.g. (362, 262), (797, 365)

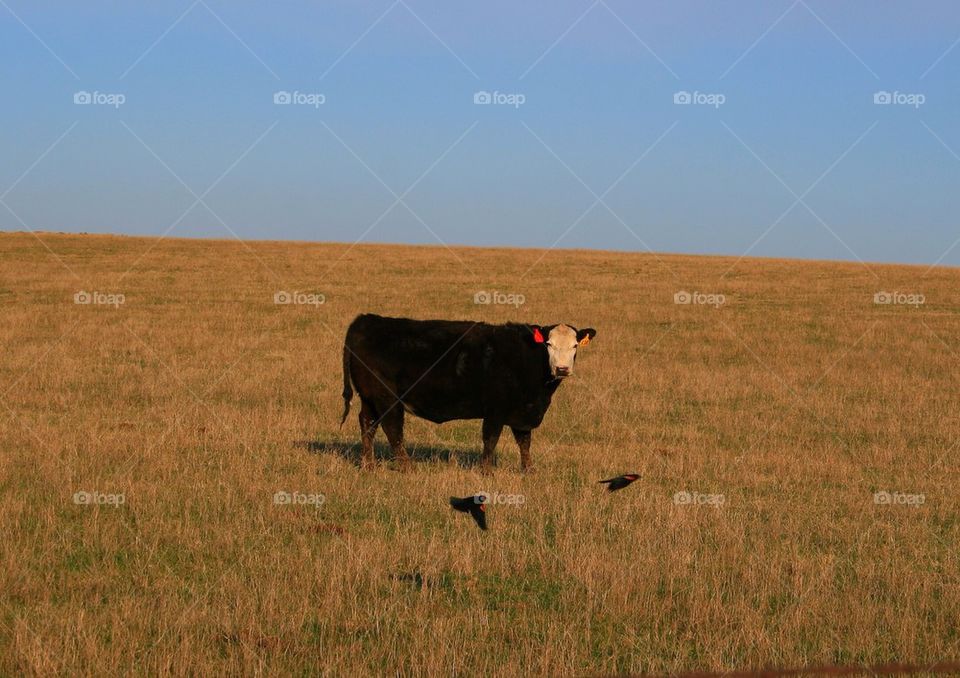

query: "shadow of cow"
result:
(293, 439), (482, 469)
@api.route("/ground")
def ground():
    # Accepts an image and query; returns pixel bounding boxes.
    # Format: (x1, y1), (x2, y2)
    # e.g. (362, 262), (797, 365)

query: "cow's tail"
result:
(340, 344), (353, 428)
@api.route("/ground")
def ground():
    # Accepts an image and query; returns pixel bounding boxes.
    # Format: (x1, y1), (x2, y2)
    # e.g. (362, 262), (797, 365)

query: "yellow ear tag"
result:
(579, 335), (591, 347)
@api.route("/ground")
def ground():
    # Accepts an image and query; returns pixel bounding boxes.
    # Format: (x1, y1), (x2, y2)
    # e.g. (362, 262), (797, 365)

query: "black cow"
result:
(340, 314), (596, 472)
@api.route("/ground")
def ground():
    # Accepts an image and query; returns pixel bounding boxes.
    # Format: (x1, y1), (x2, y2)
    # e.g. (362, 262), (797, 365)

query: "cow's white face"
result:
(546, 325), (578, 378)
(539, 324), (596, 378)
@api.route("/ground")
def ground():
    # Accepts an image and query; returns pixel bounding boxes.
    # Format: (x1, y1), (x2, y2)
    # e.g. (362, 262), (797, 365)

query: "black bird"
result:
(449, 494), (488, 530)
(599, 473), (640, 492)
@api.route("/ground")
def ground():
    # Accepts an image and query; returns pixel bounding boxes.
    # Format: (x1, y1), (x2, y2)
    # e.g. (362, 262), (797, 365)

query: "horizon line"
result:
(2, 229), (957, 273)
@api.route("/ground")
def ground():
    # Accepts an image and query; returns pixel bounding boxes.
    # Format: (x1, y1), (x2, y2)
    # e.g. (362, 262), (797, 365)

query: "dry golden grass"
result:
(1, 231), (958, 676)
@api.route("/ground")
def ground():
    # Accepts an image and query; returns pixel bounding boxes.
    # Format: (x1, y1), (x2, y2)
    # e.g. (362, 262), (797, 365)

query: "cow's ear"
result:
(529, 325), (546, 344)
(576, 328), (596, 347)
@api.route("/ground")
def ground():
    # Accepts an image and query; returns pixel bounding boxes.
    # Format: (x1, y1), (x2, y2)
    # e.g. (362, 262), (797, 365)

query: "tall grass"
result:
(1, 232), (957, 675)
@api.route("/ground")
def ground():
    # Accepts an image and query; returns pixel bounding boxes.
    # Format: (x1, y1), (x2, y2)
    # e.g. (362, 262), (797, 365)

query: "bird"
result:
(449, 494), (488, 530)
(598, 473), (640, 492)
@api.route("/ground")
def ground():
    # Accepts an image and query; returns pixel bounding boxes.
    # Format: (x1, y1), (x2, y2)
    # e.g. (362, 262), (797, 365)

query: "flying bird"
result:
(599, 473), (640, 492)
(449, 494), (488, 530)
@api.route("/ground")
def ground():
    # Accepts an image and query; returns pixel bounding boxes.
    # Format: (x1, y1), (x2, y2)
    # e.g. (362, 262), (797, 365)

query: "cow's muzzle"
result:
(554, 366), (571, 378)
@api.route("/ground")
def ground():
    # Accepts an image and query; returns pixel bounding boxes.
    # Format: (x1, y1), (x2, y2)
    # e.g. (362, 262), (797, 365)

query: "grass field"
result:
(1, 231), (958, 676)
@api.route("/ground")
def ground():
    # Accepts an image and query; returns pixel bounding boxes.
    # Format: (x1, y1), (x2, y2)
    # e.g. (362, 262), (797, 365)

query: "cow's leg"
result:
(380, 405), (412, 471)
(358, 399), (379, 470)
(480, 419), (503, 473)
(511, 427), (533, 472)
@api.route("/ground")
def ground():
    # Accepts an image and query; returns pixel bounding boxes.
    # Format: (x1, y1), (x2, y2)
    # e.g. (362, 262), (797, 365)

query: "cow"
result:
(339, 313), (596, 472)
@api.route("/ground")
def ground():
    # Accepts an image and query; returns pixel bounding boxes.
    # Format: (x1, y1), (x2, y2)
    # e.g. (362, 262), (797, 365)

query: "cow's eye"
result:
(545, 342), (553, 347)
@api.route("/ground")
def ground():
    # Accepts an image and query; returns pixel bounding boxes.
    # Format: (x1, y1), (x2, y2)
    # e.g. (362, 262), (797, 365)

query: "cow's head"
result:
(529, 324), (597, 379)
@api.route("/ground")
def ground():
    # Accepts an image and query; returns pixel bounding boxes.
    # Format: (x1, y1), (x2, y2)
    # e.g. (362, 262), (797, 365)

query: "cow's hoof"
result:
(396, 460), (414, 473)
(360, 459), (376, 471)
(521, 466), (536, 474)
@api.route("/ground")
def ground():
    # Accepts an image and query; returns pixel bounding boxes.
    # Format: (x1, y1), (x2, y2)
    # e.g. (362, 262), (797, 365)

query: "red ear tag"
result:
(533, 328), (544, 343)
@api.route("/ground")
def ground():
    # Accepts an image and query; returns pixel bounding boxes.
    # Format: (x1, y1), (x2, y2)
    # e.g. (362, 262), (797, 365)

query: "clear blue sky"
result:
(1, 1), (959, 265)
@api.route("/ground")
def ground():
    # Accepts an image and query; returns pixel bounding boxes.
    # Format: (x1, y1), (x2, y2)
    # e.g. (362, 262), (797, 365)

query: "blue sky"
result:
(1, 0), (959, 265)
